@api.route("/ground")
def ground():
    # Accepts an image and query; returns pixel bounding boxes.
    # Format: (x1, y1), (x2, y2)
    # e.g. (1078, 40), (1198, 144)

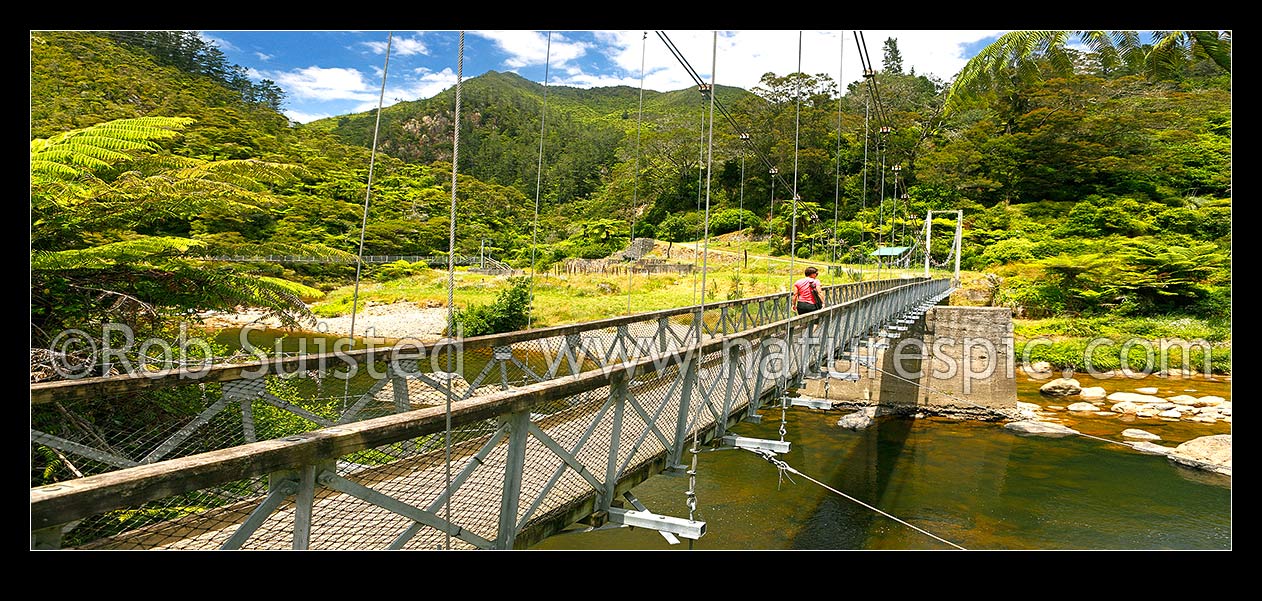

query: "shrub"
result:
(374, 260), (427, 282)
(454, 277), (532, 336)
(977, 237), (1036, 268)
(709, 208), (760, 236)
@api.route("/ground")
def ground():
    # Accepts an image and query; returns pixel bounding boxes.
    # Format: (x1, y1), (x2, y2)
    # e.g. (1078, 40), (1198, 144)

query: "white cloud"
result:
(364, 35), (429, 56)
(348, 66), (459, 112)
(254, 51), (273, 62)
(200, 33), (237, 52)
(284, 109), (335, 124)
(473, 30), (590, 71)
(568, 30), (1006, 93)
(267, 66), (378, 102)
(409, 67), (458, 100)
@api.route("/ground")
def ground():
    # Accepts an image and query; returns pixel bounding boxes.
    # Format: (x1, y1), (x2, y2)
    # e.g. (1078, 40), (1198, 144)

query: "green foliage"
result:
(1016, 337), (1229, 374)
(373, 260), (428, 282)
(30, 30), (1231, 345)
(976, 237), (1036, 268)
(657, 212), (703, 243)
(709, 208), (760, 235)
(1109, 240), (1229, 317)
(454, 277), (533, 336)
(30, 117), (317, 354)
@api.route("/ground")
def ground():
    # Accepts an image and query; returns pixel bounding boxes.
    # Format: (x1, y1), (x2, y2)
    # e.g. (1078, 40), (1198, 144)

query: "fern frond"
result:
(256, 276), (324, 301)
(945, 31), (1069, 114)
(1189, 30), (1231, 72)
(200, 239), (358, 262)
(31, 236), (206, 270)
(193, 270), (315, 328)
(31, 117), (196, 178)
(30, 159), (86, 178)
(171, 159), (305, 189)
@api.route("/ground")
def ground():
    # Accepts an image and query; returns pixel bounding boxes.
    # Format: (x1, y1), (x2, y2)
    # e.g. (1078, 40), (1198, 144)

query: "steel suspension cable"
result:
(685, 31), (720, 548)
(348, 31), (393, 344)
(627, 31), (647, 316)
(527, 31), (552, 329)
(744, 448), (967, 550)
(443, 30), (466, 551)
(832, 30), (844, 281)
(655, 31), (796, 196)
(693, 98), (704, 305)
(789, 30), (802, 293)
(862, 101), (869, 266)
(777, 32), (805, 442)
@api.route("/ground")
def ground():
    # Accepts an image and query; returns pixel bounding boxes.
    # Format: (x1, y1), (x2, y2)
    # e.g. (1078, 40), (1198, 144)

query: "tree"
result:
(882, 38), (904, 75)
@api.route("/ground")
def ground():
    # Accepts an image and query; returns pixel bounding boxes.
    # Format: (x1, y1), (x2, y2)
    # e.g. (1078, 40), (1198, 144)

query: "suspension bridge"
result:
(31, 277), (959, 549)
(200, 254), (515, 273)
(32, 30), (981, 550)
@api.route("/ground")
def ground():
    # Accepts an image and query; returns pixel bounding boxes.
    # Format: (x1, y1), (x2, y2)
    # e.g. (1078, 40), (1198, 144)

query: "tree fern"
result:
(31, 117), (195, 179)
(946, 30), (1231, 115)
(31, 117), (319, 354)
(31, 236), (205, 270)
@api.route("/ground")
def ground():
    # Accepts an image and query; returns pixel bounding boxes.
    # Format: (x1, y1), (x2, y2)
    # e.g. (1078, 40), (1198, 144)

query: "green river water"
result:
(533, 372), (1232, 551)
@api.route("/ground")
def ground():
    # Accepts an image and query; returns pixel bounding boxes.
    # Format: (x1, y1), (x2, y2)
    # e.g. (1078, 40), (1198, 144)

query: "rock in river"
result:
(1005, 421), (1079, 437)
(1121, 428), (1161, 441)
(1040, 378), (1082, 396)
(1168, 435), (1231, 476)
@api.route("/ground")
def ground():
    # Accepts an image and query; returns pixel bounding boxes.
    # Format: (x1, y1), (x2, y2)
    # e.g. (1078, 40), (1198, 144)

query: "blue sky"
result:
(202, 30), (1010, 124)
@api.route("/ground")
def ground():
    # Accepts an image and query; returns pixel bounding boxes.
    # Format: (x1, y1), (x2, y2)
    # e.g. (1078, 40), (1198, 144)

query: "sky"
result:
(201, 30), (1010, 124)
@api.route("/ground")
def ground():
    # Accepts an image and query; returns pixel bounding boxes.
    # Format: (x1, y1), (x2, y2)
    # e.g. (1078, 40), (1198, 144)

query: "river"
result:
(531, 372), (1232, 550)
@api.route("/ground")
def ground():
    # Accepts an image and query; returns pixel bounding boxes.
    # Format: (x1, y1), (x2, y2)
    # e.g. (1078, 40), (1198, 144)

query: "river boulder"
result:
(1040, 378), (1082, 396)
(837, 406), (878, 430)
(1136, 386), (1159, 394)
(1129, 441), (1174, 456)
(1122, 428), (1161, 441)
(1196, 395), (1226, 407)
(1107, 392), (1164, 404)
(1016, 402), (1041, 420)
(1167, 394), (1199, 404)
(1067, 402), (1098, 412)
(1168, 435), (1231, 476)
(1004, 421), (1078, 437)
(1110, 401), (1140, 414)
(1079, 386), (1107, 399)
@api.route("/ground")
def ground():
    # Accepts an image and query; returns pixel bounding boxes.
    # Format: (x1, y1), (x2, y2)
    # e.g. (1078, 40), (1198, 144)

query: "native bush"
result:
(454, 277), (532, 336)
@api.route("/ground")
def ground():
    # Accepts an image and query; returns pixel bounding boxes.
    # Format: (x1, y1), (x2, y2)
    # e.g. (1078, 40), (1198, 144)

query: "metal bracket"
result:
(720, 435), (791, 454)
(606, 507), (706, 540)
(622, 492), (681, 545)
(789, 397), (833, 410)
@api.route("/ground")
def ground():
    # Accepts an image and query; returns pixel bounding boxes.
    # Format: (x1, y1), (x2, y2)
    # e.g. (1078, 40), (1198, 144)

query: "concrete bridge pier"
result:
(803, 305), (1016, 419)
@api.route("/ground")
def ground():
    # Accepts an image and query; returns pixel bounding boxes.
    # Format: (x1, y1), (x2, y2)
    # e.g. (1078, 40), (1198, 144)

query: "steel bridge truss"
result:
(31, 277), (951, 550)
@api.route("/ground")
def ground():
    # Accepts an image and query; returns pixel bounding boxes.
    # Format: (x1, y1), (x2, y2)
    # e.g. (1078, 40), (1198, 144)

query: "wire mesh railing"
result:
(31, 277), (950, 549)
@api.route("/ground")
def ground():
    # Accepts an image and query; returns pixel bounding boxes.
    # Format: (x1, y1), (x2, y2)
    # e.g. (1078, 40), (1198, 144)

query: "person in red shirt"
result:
(791, 266), (824, 314)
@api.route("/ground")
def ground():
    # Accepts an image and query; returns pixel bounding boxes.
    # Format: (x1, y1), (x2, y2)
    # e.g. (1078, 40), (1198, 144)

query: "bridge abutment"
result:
(804, 305), (1016, 419)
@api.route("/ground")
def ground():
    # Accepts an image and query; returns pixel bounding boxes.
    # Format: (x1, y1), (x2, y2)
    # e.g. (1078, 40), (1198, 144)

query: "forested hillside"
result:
(30, 30), (1231, 352)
